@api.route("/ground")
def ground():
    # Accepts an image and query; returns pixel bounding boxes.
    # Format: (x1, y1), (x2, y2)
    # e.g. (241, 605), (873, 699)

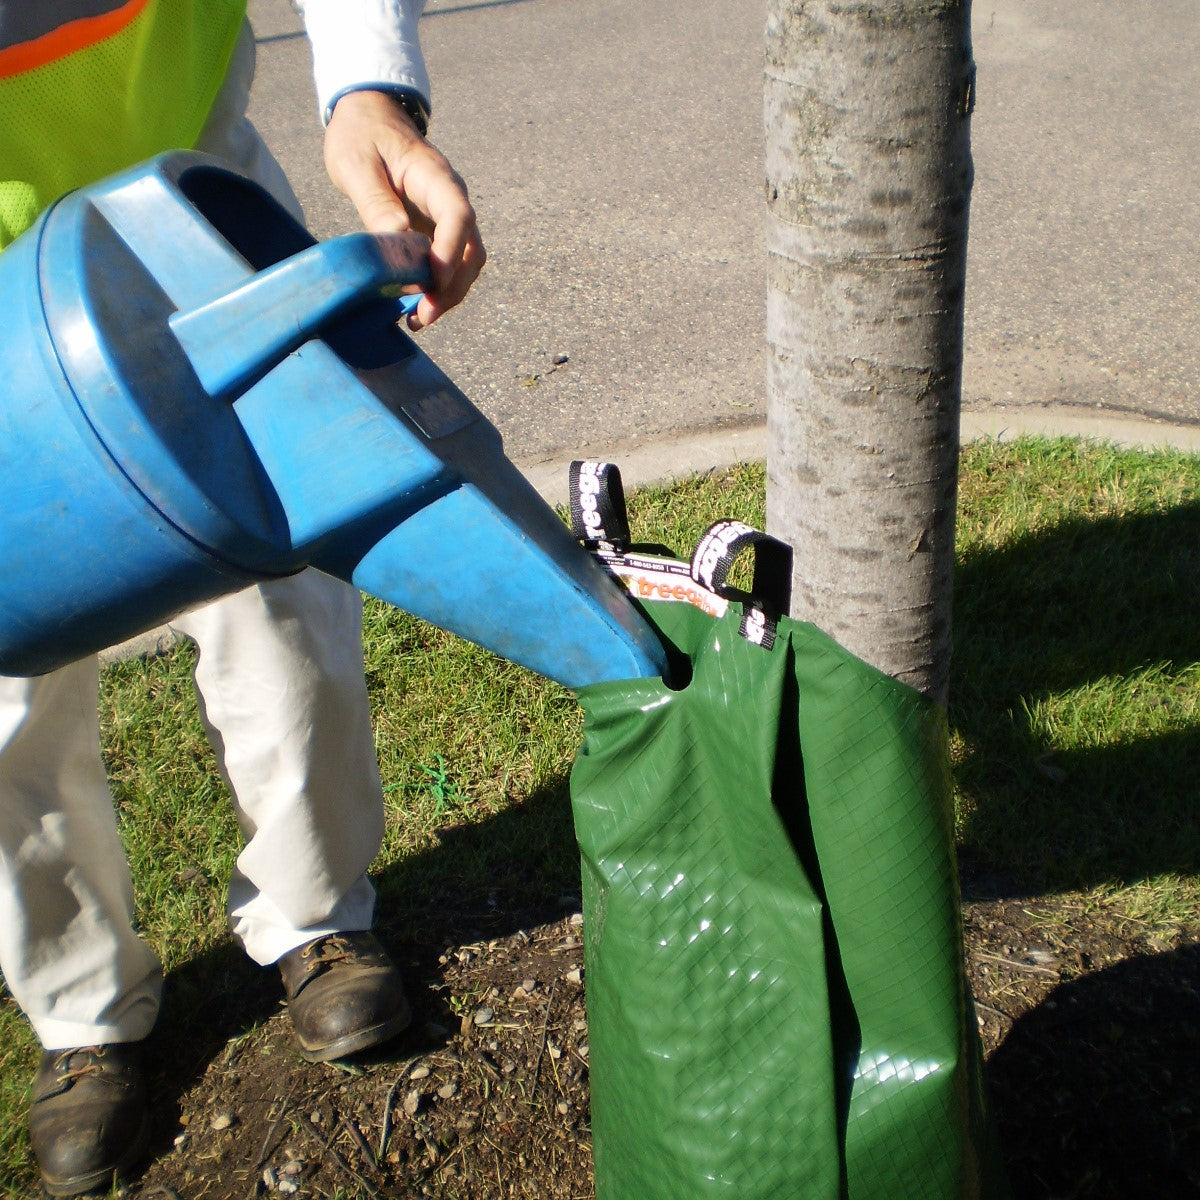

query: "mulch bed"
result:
(115, 890), (1200, 1200)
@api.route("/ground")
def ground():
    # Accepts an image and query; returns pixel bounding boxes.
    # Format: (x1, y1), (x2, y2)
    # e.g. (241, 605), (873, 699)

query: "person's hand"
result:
(323, 88), (485, 330)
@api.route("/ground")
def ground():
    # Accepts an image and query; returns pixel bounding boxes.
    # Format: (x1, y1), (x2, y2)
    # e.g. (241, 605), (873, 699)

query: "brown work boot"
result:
(29, 1043), (150, 1197)
(278, 931), (412, 1062)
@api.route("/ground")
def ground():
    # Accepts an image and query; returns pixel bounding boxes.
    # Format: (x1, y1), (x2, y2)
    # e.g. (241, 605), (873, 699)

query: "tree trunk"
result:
(765, 0), (975, 705)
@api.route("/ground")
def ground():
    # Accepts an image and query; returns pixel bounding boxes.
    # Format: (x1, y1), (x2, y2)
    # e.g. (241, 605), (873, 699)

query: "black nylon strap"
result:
(568, 461), (794, 650)
(690, 521), (793, 611)
(690, 520), (793, 649)
(569, 460), (631, 552)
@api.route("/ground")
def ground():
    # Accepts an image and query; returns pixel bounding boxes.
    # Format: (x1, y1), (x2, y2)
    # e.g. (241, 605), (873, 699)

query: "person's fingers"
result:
(324, 90), (485, 327)
(410, 231), (486, 329)
(405, 179), (486, 328)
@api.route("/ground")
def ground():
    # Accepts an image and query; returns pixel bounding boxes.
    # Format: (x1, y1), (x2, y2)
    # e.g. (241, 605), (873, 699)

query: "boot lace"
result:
(51, 1046), (107, 1086)
(299, 934), (359, 974)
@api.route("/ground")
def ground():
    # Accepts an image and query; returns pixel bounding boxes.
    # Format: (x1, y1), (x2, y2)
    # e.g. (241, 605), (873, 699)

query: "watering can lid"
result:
(35, 152), (428, 574)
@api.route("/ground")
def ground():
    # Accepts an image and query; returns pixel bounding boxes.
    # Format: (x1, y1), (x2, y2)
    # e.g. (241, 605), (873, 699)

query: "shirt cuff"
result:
(326, 84), (429, 135)
(296, 0), (432, 126)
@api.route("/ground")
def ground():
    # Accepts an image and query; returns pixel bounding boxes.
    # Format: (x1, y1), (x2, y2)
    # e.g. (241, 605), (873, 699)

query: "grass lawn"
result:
(1, 435), (1199, 1195)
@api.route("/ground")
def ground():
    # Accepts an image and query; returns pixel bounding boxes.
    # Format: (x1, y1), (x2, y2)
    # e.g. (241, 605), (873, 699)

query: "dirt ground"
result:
(115, 880), (1200, 1200)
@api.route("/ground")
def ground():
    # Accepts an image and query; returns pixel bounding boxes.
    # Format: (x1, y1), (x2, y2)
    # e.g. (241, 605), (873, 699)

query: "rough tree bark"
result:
(764, 0), (975, 705)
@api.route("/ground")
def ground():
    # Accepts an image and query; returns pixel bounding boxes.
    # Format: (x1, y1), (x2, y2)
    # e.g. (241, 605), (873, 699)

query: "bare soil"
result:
(115, 881), (1200, 1200)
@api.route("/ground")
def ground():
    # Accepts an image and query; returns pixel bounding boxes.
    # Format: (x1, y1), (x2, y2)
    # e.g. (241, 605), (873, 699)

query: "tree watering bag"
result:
(565, 463), (1006, 1200)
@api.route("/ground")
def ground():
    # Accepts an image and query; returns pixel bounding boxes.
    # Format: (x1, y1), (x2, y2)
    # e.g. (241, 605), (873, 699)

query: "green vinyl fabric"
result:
(570, 597), (1005, 1200)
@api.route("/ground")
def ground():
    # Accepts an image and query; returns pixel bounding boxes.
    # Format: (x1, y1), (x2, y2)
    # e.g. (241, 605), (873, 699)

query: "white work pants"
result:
(0, 29), (386, 1051)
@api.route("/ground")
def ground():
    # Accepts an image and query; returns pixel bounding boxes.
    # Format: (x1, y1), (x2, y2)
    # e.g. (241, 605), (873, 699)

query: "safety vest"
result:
(0, 0), (246, 248)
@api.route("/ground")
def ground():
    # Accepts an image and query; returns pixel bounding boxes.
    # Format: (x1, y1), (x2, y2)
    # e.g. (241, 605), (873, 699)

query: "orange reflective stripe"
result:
(0, 0), (150, 79)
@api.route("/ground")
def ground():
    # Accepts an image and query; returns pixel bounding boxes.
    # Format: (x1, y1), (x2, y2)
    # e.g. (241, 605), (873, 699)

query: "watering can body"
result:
(0, 152), (666, 687)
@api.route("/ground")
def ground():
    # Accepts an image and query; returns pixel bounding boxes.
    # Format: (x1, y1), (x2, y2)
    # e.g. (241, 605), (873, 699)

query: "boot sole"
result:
(295, 1002), (413, 1063)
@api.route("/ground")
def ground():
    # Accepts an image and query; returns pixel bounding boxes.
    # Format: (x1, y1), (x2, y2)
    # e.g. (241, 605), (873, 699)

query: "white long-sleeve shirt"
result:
(295, 0), (431, 123)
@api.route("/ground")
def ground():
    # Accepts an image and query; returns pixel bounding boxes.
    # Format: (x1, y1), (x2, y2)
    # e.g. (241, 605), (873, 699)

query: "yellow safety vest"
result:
(0, 0), (246, 248)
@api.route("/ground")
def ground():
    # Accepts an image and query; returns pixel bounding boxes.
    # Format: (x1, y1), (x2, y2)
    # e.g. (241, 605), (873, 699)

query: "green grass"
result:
(2, 436), (1200, 1192)
(951, 437), (1200, 911)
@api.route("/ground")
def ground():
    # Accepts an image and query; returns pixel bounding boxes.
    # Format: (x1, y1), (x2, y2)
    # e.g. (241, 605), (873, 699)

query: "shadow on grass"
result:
(987, 942), (1200, 1198)
(142, 772), (581, 1163)
(953, 498), (1200, 1193)
(951, 501), (1200, 893)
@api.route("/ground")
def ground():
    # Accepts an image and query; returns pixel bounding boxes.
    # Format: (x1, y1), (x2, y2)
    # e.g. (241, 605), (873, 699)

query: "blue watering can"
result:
(0, 152), (667, 686)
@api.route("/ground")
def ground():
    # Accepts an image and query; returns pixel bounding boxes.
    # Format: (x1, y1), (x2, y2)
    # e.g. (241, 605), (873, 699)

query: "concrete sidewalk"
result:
(520, 403), (1200, 507)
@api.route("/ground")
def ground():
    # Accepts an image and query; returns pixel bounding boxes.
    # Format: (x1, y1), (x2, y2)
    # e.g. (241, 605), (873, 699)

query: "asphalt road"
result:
(247, 0), (1200, 463)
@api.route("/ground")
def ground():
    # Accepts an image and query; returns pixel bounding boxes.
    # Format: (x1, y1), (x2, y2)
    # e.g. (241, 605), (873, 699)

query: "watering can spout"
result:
(224, 306), (669, 690)
(0, 151), (668, 687)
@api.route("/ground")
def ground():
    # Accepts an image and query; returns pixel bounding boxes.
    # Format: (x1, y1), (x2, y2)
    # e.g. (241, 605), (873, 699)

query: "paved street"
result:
(248, 0), (1199, 463)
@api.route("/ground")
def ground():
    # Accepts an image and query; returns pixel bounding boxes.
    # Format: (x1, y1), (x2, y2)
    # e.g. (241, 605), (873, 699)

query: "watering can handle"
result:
(169, 231), (432, 398)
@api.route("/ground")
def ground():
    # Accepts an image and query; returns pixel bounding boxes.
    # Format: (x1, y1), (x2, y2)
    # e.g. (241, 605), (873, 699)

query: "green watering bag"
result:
(565, 464), (1005, 1200)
